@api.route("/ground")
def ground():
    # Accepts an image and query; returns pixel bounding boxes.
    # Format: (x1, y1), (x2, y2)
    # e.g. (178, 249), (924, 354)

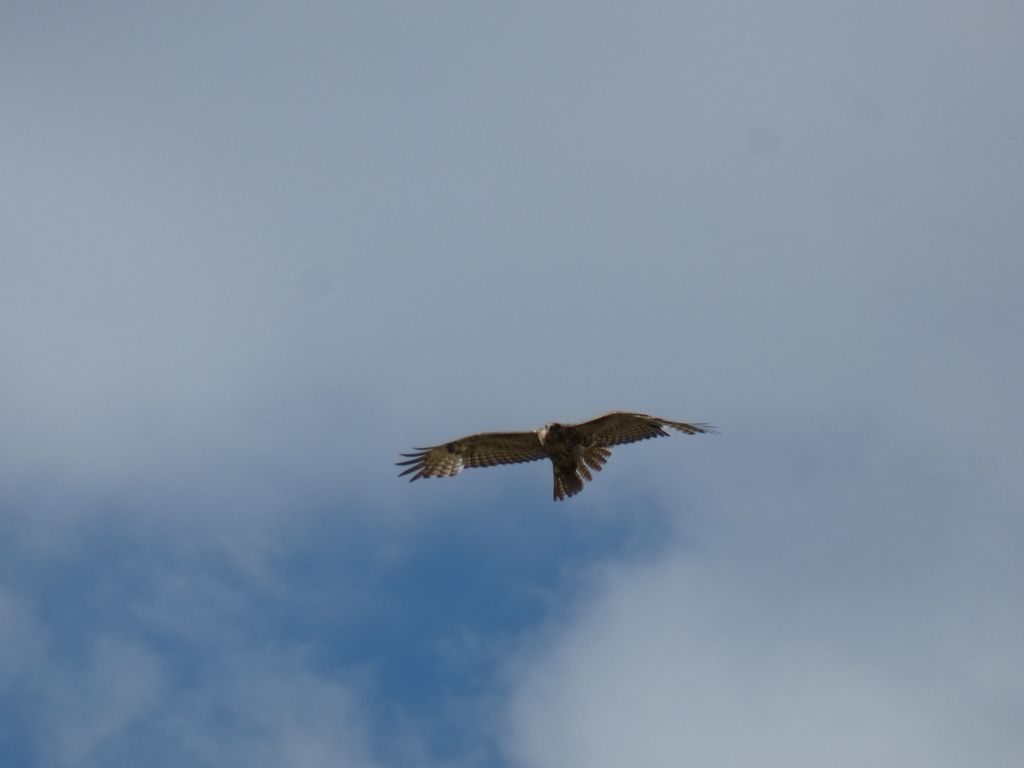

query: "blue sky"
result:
(2, 2), (1023, 766)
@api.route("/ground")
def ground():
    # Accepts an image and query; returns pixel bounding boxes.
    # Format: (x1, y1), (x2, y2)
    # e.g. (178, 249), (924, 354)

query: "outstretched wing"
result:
(570, 411), (716, 447)
(397, 431), (547, 482)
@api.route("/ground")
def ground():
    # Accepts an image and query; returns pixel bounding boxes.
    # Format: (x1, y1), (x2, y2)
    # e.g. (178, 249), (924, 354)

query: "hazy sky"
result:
(2, 2), (1022, 766)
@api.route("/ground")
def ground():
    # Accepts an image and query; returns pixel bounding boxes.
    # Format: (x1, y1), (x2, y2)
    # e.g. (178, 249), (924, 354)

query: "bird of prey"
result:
(397, 411), (715, 500)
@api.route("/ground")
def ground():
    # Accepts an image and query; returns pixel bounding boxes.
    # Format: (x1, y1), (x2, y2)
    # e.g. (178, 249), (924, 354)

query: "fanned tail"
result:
(553, 464), (585, 501)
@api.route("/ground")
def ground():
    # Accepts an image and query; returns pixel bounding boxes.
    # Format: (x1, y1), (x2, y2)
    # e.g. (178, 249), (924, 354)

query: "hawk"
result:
(398, 411), (715, 500)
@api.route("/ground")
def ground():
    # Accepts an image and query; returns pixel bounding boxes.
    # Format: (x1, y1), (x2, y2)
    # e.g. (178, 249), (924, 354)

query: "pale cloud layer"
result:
(507, 428), (1023, 767)
(2, 1), (1022, 766)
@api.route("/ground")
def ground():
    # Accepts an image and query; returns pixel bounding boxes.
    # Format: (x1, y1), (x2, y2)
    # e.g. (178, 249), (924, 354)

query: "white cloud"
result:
(168, 654), (379, 768)
(507, 552), (1023, 766)
(8, 600), (384, 768)
(505, 429), (1024, 768)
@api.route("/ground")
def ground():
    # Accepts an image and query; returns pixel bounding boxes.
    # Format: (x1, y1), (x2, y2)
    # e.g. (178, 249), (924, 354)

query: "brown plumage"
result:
(397, 411), (716, 500)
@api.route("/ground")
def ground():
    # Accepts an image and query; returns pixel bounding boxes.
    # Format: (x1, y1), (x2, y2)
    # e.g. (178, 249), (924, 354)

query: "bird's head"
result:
(538, 422), (567, 443)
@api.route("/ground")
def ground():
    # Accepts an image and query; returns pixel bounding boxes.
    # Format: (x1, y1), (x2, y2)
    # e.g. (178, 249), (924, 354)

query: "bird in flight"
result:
(397, 411), (715, 500)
